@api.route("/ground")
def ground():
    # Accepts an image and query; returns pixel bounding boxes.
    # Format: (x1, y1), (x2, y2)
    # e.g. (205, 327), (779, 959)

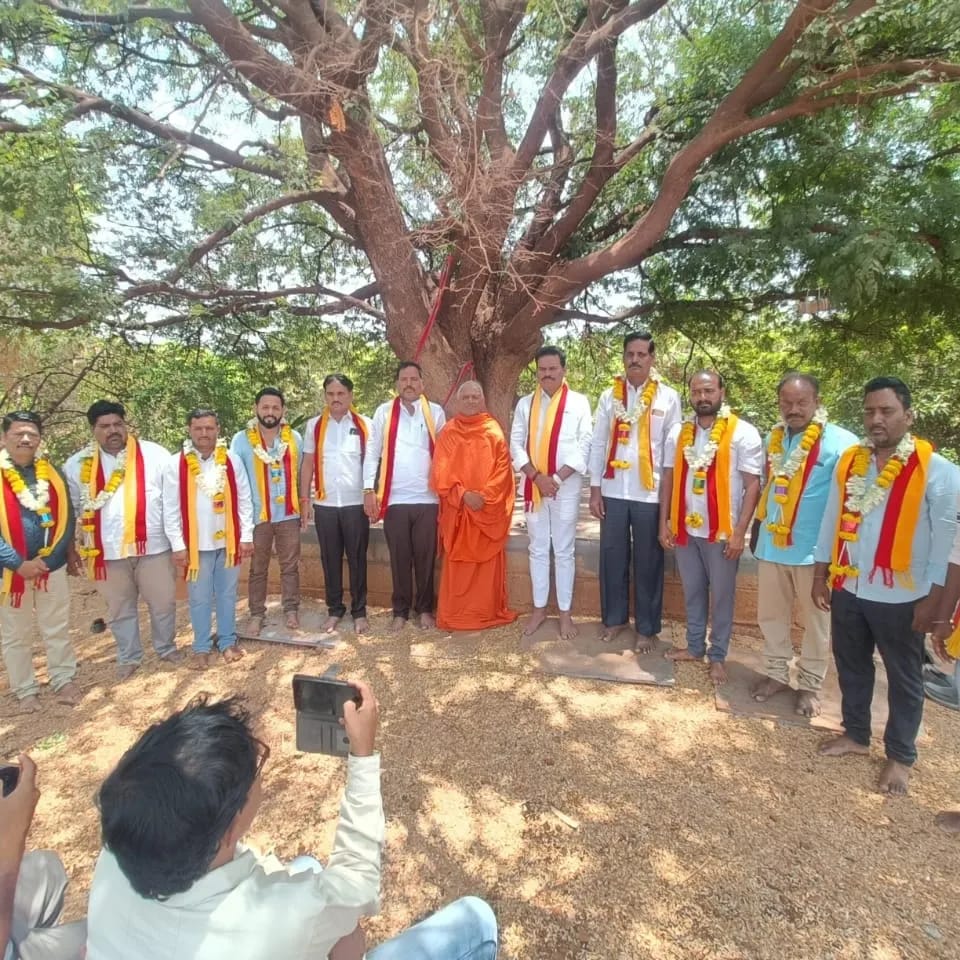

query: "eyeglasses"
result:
(253, 738), (271, 780)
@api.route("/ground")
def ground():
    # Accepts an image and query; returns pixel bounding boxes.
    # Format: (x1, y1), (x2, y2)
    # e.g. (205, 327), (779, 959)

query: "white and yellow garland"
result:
(78, 442), (127, 512)
(612, 371), (660, 425)
(843, 433), (915, 520)
(246, 418), (293, 464)
(183, 438), (228, 502)
(767, 406), (828, 488)
(0, 447), (53, 518)
(681, 403), (732, 473)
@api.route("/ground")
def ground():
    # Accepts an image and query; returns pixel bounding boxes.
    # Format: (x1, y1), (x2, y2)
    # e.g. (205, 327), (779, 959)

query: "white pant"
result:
(525, 479), (580, 611)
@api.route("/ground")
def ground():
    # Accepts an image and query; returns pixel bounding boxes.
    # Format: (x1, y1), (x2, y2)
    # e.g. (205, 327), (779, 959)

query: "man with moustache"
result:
(750, 373), (857, 717)
(589, 332), (682, 652)
(363, 362), (446, 632)
(65, 401), (183, 679)
(813, 376), (959, 796)
(301, 375), (373, 635)
(230, 388), (303, 632)
(660, 371), (763, 685)
(510, 346), (593, 640)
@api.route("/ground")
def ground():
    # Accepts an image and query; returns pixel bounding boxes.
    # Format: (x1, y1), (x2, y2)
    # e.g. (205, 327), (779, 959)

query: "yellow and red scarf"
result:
(0, 460), (69, 607)
(756, 429), (823, 549)
(829, 439), (932, 590)
(603, 376), (657, 490)
(83, 436), (147, 580)
(251, 425), (300, 523)
(377, 395), (437, 519)
(669, 415), (739, 545)
(524, 381), (568, 512)
(313, 408), (369, 501)
(178, 451), (241, 580)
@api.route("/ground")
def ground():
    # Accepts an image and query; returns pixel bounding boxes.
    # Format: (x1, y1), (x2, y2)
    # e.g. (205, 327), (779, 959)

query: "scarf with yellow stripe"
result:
(524, 381), (568, 512)
(178, 451), (241, 580)
(377, 395), (436, 519)
(313, 408), (369, 500)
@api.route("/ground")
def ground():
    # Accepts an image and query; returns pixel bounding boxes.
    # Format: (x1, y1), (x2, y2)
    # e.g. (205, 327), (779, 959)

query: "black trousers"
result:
(598, 497), (664, 635)
(314, 505), (370, 619)
(383, 503), (438, 619)
(830, 588), (925, 765)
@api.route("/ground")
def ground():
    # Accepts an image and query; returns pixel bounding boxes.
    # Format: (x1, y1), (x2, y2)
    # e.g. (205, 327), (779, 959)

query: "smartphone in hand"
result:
(292, 675), (361, 756)
(0, 763), (20, 797)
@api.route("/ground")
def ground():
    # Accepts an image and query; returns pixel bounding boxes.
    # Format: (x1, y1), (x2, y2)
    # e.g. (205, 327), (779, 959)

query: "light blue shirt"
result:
(230, 427), (304, 525)
(755, 422), (858, 566)
(814, 446), (960, 602)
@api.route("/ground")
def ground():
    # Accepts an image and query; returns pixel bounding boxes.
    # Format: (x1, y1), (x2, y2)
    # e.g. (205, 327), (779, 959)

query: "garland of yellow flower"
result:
(606, 375), (659, 488)
(246, 422), (300, 521)
(180, 440), (237, 580)
(77, 441), (129, 572)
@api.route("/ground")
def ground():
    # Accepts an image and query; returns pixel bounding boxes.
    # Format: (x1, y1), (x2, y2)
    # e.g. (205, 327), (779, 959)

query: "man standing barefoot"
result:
(812, 377), (959, 796)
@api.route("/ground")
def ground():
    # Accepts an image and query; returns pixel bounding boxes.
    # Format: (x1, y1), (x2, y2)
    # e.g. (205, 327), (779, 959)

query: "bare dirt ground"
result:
(2, 581), (959, 960)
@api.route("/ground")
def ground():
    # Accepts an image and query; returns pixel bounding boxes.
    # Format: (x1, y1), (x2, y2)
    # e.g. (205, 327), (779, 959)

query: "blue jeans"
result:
(187, 549), (240, 653)
(674, 537), (739, 662)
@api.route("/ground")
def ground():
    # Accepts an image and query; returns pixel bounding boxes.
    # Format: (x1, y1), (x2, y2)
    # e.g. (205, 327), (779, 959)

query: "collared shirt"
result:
(86, 754), (384, 960)
(754, 421), (859, 566)
(509, 388), (593, 478)
(161, 450), (255, 552)
(303, 412), (374, 509)
(588, 380), (682, 503)
(363, 399), (446, 505)
(0, 461), (75, 573)
(664, 416), (763, 539)
(814, 448), (959, 603)
(64, 440), (171, 559)
(229, 427), (304, 525)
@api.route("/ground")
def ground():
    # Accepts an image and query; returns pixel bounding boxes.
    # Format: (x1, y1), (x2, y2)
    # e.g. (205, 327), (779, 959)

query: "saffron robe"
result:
(431, 412), (518, 630)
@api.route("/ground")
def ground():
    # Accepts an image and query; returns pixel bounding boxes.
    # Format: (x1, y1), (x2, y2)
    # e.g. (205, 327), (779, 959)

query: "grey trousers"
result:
(95, 552), (177, 665)
(674, 537), (739, 662)
(5, 851), (86, 960)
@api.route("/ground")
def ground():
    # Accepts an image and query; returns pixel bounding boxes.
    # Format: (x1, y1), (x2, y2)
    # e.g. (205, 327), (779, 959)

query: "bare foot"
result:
(818, 735), (870, 758)
(222, 645), (245, 663)
(285, 612), (300, 631)
(387, 616), (407, 634)
(419, 612), (436, 631)
(189, 652), (212, 671)
(795, 689), (821, 718)
(708, 661), (728, 686)
(354, 617), (370, 635)
(55, 681), (81, 706)
(935, 810), (960, 834)
(19, 694), (39, 714)
(321, 616), (341, 634)
(877, 759), (911, 796)
(558, 611), (578, 640)
(633, 633), (655, 655)
(245, 615), (264, 636)
(523, 608), (548, 636)
(665, 648), (703, 662)
(751, 677), (791, 702)
(598, 623), (627, 643)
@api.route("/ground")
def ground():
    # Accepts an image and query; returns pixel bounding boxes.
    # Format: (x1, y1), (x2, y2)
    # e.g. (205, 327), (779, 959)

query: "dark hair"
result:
(535, 345), (566, 367)
(97, 696), (260, 900)
(255, 387), (285, 405)
(689, 369), (725, 389)
(187, 408), (219, 425)
(86, 400), (126, 427)
(864, 376), (911, 410)
(623, 331), (655, 354)
(777, 372), (820, 396)
(395, 360), (423, 380)
(2, 411), (43, 434)
(323, 373), (354, 392)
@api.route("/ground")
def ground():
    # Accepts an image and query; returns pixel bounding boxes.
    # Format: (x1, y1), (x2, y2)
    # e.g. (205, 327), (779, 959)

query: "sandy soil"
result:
(1, 582), (959, 960)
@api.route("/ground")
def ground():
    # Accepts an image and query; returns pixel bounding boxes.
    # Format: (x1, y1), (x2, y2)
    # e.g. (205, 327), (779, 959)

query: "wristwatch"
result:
(363, 488), (375, 494)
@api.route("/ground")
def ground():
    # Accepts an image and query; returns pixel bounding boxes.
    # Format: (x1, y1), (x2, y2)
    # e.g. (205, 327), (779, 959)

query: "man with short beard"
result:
(65, 401), (183, 679)
(230, 388), (303, 632)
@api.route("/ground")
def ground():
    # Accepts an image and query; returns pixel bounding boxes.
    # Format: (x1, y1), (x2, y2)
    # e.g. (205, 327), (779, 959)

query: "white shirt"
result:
(64, 439), (171, 559)
(664, 416), (763, 539)
(509, 388), (593, 480)
(303, 412), (373, 508)
(588, 380), (682, 503)
(86, 755), (384, 960)
(161, 450), (254, 552)
(362, 399), (446, 505)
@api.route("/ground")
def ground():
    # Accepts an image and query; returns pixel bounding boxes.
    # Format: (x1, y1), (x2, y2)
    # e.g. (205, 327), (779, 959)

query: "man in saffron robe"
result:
(431, 383), (518, 631)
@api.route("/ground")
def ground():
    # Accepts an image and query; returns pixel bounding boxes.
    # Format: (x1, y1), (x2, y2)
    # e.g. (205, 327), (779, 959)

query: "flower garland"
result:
(766, 406), (828, 499)
(0, 448), (53, 522)
(609, 373), (659, 471)
(681, 403), (732, 481)
(78, 442), (127, 512)
(246, 418), (293, 465)
(183, 438), (228, 504)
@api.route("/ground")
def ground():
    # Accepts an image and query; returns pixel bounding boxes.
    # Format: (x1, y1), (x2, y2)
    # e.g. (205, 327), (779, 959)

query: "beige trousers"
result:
(757, 560), (830, 692)
(0, 568), (77, 701)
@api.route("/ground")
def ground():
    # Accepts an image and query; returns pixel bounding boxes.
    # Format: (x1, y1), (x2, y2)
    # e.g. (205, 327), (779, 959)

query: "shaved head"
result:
(457, 380), (485, 416)
(457, 380), (484, 399)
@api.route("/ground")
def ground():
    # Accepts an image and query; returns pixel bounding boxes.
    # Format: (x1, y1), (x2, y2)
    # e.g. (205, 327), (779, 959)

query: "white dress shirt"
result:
(509, 388), (593, 480)
(588, 380), (682, 502)
(362, 399), (446, 505)
(86, 755), (384, 960)
(664, 416), (763, 539)
(303, 412), (373, 508)
(161, 450), (254, 552)
(64, 439), (171, 559)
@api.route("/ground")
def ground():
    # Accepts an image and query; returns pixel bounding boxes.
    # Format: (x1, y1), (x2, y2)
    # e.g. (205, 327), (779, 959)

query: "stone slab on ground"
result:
(520, 620), (676, 686)
(235, 598), (342, 650)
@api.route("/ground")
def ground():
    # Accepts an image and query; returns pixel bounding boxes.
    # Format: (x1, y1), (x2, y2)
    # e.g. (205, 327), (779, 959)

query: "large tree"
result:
(2, 0), (959, 422)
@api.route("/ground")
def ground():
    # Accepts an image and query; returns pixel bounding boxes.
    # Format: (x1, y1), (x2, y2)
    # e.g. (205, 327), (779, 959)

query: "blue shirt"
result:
(0, 462), (75, 573)
(814, 447), (960, 603)
(755, 421), (858, 566)
(230, 427), (304, 525)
